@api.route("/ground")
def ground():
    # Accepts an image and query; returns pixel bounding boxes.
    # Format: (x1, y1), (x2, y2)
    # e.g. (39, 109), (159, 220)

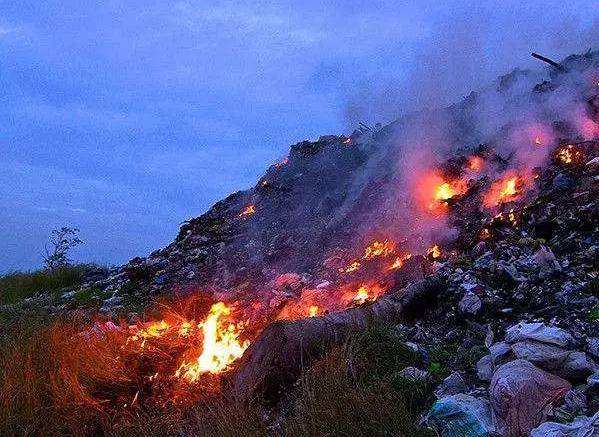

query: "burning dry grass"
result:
(0, 304), (254, 436)
(0, 309), (435, 436)
(0, 315), (129, 435)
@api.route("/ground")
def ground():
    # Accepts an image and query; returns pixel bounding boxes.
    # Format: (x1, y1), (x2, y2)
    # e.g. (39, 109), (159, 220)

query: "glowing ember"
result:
(427, 245), (441, 259)
(176, 302), (249, 382)
(343, 137), (352, 145)
(309, 305), (319, 317)
(389, 253), (412, 270)
(240, 204), (255, 217)
(261, 180), (269, 187)
(555, 144), (585, 165)
(480, 228), (491, 239)
(339, 260), (361, 273)
(467, 156), (484, 172)
(484, 172), (525, 207)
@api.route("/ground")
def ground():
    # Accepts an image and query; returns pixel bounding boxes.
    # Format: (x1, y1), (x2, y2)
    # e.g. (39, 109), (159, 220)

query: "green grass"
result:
(0, 265), (87, 305)
(284, 323), (435, 436)
(72, 287), (111, 305)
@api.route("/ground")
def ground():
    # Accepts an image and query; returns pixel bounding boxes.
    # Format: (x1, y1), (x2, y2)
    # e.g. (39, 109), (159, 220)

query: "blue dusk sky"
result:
(0, 1), (597, 271)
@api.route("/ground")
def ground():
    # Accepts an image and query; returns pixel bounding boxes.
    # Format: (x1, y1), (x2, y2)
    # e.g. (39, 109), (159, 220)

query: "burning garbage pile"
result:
(9, 50), (599, 435)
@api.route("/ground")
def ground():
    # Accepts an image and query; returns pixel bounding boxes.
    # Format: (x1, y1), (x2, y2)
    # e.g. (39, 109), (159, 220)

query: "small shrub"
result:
(43, 226), (83, 270)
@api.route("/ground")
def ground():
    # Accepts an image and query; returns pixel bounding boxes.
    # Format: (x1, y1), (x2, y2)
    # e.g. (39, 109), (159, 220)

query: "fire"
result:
(416, 172), (466, 215)
(175, 302), (249, 382)
(480, 228), (491, 239)
(435, 183), (456, 201)
(309, 305), (319, 317)
(339, 260), (361, 273)
(483, 172), (526, 207)
(351, 284), (384, 305)
(467, 156), (484, 172)
(340, 239), (397, 273)
(389, 253), (412, 270)
(555, 144), (585, 165)
(354, 286), (370, 304)
(427, 245), (441, 259)
(363, 240), (396, 259)
(240, 204), (255, 217)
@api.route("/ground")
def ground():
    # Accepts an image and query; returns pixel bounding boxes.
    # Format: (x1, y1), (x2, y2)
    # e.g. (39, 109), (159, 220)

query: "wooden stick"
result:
(531, 52), (563, 70)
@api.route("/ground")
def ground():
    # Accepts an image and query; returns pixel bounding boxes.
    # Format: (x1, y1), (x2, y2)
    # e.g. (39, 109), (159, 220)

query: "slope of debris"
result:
(42, 50), (599, 435)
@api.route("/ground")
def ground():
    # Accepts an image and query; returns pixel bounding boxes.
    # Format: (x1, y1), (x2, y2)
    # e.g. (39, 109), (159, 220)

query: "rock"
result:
(490, 359), (571, 436)
(557, 388), (588, 418)
(458, 292), (482, 315)
(498, 262), (527, 283)
(435, 372), (469, 397)
(397, 366), (431, 382)
(489, 341), (511, 363)
(505, 322), (576, 348)
(531, 411), (599, 437)
(559, 352), (599, 381)
(426, 394), (495, 437)
(476, 355), (494, 382)
(587, 372), (599, 390)
(586, 337), (599, 360)
(154, 274), (168, 285)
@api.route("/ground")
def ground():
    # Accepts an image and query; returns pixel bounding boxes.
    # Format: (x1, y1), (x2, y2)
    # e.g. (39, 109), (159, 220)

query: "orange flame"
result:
(175, 302), (249, 382)
(309, 305), (319, 317)
(363, 240), (396, 260)
(389, 253), (412, 270)
(340, 239), (397, 273)
(416, 172), (466, 215)
(427, 245), (441, 259)
(351, 284), (384, 305)
(240, 204), (255, 217)
(339, 260), (361, 273)
(480, 228), (491, 240)
(354, 286), (370, 304)
(483, 172), (526, 207)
